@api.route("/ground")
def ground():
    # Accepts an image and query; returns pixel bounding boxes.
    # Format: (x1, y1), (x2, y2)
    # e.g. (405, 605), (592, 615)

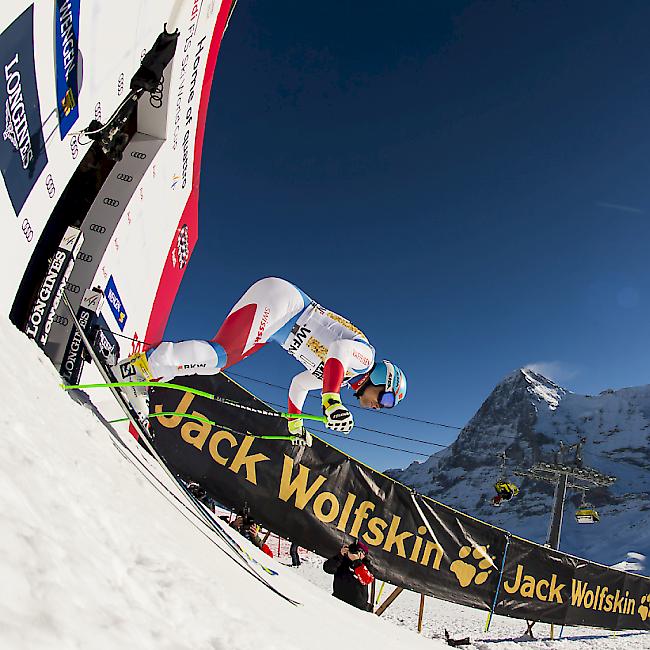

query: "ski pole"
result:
(62, 380), (216, 399)
(61, 381), (327, 423)
(107, 411), (300, 441)
(108, 411), (214, 425)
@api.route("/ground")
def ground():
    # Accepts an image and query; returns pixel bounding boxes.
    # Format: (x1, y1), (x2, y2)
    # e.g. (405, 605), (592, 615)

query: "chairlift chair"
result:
(575, 507), (599, 524)
(491, 451), (520, 507)
(575, 491), (599, 524)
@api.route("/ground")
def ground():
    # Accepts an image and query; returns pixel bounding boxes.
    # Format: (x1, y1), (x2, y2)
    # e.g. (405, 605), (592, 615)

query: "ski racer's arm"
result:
(322, 339), (374, 395)
(321, 340), (374, 433)
(287, 370), (322, 436)
(288, 370), (323, 414)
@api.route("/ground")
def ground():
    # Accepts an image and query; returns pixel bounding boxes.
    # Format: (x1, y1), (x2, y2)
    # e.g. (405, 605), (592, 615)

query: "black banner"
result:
(149, 374), (650, 630)
(495, 536), (650, 630)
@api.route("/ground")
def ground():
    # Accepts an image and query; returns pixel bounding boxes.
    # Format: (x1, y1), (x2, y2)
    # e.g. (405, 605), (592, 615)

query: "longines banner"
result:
(149, 375), (650, 631)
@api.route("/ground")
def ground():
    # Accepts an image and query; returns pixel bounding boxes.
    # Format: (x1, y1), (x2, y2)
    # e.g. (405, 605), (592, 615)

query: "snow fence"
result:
(149, 374), (650, 632)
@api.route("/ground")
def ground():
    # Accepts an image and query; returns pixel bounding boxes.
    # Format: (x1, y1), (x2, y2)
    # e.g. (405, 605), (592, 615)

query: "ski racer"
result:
(114, 277), (407, 443)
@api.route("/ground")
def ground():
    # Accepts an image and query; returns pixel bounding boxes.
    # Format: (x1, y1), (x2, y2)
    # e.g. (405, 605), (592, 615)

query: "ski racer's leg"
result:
(146, 340), (221, 380)
(212, 277), (310, 368)
(147, 277), (310, 379)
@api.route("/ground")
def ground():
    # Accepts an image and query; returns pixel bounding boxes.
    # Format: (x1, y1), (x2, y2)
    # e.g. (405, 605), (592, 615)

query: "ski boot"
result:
(111, 352), (154, 420)
(292, 430), (313, 448)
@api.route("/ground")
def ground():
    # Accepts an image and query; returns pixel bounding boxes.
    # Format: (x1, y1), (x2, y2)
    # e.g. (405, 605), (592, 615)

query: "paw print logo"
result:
(639, 594), (650, 621)
(450, 545), (496, 588)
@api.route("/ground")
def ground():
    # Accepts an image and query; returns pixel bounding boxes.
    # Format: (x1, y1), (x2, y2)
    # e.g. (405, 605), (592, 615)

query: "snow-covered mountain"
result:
(387, 369), (650, 565)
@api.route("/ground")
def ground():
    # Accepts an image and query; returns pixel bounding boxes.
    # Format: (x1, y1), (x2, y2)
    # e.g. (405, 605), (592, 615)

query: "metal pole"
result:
(375, 581), (386, 605)
(547, 473), (568, 549)
(485, 535), (511, 632)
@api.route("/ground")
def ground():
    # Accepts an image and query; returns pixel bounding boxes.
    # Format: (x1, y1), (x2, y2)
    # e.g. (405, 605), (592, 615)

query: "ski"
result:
(60, 293), (301, 605)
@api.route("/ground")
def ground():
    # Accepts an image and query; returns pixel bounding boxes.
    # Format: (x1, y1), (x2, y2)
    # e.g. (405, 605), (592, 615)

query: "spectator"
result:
(323, 540), (375, 611)
(290, 542), (301, 567)
(230, 509), (263, 550)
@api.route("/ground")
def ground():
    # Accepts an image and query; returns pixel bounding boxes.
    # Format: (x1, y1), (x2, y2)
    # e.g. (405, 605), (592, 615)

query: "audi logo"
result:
(65, 283), (81, 293)
(21, 218), (33, 242)
(94, 102), (102, 121)
(70, 134), (79, 159)
(130, 151), (146, 159)
(45, 174), (55, 198)
(140, 49), (147, 62)
(116, 172), (133, 182)
(117, 72), (125, 96)
(149, 75), (164, 109)
(77, 252), (93, 263)
(103, 197), (120, 207)
(89, 223), (106, 233)
(53, 315), (69, 326)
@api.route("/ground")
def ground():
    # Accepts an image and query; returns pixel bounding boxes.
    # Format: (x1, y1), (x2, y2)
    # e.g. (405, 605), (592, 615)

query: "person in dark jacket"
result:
(323, 540), (375, 611)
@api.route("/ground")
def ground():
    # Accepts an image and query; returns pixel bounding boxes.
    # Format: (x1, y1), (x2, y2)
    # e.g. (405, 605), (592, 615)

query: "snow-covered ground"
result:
(1, 316), (648, 649)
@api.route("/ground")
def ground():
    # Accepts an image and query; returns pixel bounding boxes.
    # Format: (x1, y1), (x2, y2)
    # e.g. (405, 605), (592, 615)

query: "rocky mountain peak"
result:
(388, 369), (650, 565)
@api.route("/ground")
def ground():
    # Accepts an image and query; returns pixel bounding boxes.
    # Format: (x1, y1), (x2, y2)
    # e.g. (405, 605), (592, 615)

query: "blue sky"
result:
(166, 1), (650, 470)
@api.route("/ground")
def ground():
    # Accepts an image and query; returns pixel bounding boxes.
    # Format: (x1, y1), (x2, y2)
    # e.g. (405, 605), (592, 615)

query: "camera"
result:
(239, 504), (255, 540)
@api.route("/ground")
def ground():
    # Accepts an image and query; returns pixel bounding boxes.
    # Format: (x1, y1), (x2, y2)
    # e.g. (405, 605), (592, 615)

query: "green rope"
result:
(61, 380), (326, 423)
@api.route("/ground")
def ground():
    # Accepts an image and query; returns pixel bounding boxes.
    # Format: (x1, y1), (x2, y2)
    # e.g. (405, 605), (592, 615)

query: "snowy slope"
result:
(1, 318), (649, 649)
(0, 315), (447, 650)
(388, 369), (650, 565)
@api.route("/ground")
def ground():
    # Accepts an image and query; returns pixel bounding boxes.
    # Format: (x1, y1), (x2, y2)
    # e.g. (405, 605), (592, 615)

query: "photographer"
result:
(323, 540), (375, 611)
(230, 509), (263, 550)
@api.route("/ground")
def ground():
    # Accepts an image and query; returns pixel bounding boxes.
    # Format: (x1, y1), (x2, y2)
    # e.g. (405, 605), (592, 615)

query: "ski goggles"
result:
(378, 389), (396, 409)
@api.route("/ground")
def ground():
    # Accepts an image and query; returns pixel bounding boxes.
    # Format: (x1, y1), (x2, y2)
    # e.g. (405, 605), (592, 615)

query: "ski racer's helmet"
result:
(352, 360), (407, 408)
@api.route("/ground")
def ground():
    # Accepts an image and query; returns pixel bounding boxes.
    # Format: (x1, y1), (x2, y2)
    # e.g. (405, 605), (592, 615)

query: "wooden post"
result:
(417, 594), (426, 633)
(375, 586), (404, 616)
